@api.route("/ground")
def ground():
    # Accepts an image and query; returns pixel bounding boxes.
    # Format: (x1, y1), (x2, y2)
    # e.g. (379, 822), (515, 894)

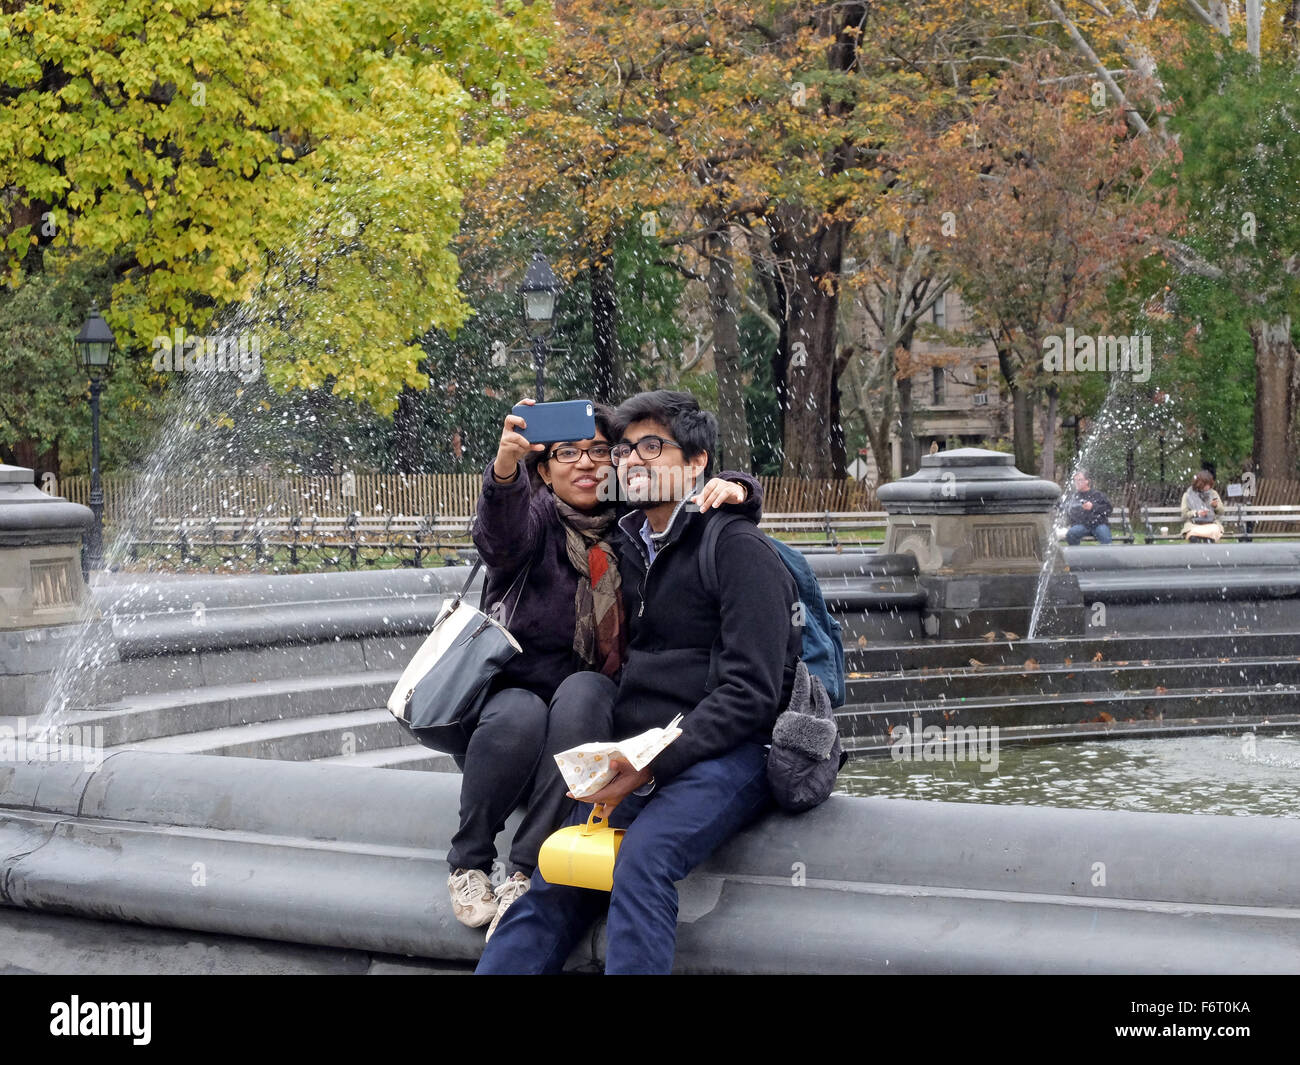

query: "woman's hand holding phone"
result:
(493, 397), (545, 482)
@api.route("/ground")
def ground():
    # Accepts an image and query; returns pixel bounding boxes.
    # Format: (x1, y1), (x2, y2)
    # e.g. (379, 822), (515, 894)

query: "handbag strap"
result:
(500, 554), (535, 629)
(459, 552), (534, 628)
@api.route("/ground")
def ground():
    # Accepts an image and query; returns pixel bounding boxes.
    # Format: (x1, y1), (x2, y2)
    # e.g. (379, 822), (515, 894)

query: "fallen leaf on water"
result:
(1003, 631), (1019, 640)
(982, 631), (998, 641)
(1024, 658), (1039, 671)
(1154, 686), (1168, 694)
(1096, 712), (1115, 723)
(1092, 652), (1103, 662)
(857, 635), (868, 647)
(1116, 660), (1129, 666)
(1064, 657), (1073, 666)
(968, 658), (984, 668)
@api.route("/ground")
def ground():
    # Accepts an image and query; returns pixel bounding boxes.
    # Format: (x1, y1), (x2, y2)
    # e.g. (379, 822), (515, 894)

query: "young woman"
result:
(447, 398), (762, 939)
(1181, 470), (1225, 543)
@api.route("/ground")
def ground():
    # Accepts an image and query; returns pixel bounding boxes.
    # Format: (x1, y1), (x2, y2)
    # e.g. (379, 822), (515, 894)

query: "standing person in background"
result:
(448, 397), (763, 942)
(1181, 470), (1225, 543)
(1064, 470), (1114, 546)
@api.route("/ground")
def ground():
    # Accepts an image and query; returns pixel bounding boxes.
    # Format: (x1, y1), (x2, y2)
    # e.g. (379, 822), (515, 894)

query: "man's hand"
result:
(694, 477), (747, 512)
(568, 756), (651, 812)
(1082, 501), (1093, 511)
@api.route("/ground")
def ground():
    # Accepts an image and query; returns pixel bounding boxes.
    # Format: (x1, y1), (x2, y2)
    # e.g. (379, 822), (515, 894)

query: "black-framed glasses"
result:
(610, 435), (684, 463)
(547, 444), (614, 464)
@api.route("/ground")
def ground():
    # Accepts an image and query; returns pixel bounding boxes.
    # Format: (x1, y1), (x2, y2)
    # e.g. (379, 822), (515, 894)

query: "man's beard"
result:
(618, 467), (701, 509)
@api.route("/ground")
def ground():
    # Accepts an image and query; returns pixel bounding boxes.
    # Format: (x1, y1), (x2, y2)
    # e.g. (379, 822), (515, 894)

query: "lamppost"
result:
(74, 305), (115, 574)
(520, 251), (561, 401)
(1061, 414), (1080, 463)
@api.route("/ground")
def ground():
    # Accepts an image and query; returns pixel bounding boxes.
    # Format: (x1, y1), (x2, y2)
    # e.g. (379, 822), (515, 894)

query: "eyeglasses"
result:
(610, 436), (684, 463)
(547, 444), (614, 464)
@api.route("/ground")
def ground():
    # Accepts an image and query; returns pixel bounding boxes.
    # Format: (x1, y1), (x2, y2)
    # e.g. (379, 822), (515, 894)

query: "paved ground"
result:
(0, 905), (473, 975)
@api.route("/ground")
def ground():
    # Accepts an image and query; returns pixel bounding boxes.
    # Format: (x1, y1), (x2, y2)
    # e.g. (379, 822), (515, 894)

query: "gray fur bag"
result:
(767, 660), (846, 813)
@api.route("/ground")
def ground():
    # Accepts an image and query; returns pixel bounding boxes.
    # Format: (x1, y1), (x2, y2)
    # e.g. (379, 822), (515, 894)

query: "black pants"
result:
(447, 671), (617, 877)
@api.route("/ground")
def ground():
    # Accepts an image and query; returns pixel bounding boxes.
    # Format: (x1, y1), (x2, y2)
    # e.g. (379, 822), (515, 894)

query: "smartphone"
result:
(511, 399), (596, 444)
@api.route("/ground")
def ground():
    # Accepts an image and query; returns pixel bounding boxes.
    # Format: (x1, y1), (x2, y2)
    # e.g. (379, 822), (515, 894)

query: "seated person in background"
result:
(1181, 470), (1225, 543)
(1064, 470), (1113, 545)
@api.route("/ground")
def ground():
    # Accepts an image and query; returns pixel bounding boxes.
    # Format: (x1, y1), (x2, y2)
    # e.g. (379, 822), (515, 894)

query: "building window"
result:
(932, 367), (946, 405)
(931, 294), (946, 329)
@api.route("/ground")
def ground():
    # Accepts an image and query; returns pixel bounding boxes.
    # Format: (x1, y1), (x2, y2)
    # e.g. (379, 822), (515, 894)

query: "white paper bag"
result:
(554, 715), (683, 798)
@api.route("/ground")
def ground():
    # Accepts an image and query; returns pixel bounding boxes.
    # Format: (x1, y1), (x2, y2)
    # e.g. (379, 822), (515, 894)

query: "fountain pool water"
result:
(837, 732), (1300, 818)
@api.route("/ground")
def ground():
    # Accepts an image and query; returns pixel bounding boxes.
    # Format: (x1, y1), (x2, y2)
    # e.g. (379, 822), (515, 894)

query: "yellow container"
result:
(537, 806), (625, 891)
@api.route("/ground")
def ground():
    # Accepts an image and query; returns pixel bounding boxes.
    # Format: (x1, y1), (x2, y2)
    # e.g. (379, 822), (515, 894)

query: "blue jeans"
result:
(1066, 523), (1112, 545)
(475, 741), (774, 975)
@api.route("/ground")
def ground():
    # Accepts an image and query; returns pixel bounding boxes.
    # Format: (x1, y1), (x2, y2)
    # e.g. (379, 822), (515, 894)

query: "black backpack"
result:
(697, 515), (847, 813)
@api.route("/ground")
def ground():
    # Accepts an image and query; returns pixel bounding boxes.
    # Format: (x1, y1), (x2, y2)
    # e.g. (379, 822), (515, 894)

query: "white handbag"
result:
(386, 558), (529, 754)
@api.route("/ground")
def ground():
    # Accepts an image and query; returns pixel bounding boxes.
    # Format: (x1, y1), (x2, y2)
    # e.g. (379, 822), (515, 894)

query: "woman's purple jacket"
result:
(471, 461), (764, 701)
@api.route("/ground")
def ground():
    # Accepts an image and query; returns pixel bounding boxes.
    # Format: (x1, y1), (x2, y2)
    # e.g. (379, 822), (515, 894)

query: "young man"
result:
(1064, 470), (1114, 546)
(475, 390), (801, 975)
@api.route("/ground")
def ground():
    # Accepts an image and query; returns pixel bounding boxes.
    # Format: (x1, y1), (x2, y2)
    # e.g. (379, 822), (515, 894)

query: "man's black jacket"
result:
(1066, 488), (1112, 529)
(613, 500), (801, 784)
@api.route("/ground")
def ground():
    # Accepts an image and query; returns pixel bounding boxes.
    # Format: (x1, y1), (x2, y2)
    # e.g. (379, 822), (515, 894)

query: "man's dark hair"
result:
(614, 390), (718, 476)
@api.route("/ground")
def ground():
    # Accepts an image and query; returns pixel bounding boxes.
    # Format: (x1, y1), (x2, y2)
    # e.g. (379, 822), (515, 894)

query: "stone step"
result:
(836, 683), (1300, 743)
(18, 671), (402, 748)
(109, 707), (416, 762)
(842, 630), (1300, 673)
(56, 632), (422, 706)
(845, 655), (1300, 702)
(312, 745), (459, 772)
(845, 712), (1300, 757)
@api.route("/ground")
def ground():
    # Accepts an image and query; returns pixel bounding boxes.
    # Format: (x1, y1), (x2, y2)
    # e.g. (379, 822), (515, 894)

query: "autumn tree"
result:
(0, 0), (545, 466)
(929, 55), (1176, 475)
(1043, 0), (1300, 476)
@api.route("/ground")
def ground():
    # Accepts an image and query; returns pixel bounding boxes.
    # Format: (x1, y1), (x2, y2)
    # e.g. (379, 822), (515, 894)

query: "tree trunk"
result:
(1251, 315), (1298, 479)
(769, 207), (848, 478)
(1009, 385), (1037, 473)
(846, 359), (893, 486)
(392, 386), (423, 473)
(705, 228), (752, 471)
(829, 355), (847, 479)
(897, 375), (917, 476)
(590, 236), (619, 404)
(1040, 387), (1058, 481)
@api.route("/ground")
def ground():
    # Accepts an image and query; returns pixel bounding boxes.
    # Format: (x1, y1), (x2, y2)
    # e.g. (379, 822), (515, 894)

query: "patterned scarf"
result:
(553, 498), (626, 677)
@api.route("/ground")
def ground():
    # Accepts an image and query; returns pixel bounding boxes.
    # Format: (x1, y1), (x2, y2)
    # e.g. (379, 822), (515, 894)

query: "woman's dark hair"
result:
(612, 390), (718, 476)
(525, 401), (618, 490)
(1192, 469), (1215, 492)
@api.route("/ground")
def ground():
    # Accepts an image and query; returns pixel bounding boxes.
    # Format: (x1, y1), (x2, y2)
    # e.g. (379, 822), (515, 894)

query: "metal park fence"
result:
(59, 472), (881, 521)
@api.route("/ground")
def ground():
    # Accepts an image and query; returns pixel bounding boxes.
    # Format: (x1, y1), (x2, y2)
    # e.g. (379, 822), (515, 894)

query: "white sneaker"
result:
(484, 871), (531, 942)
(448, 868), (498, 928)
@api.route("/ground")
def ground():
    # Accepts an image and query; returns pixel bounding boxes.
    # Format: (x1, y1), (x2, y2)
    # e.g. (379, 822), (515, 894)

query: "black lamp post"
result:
(520, 251), (561, 401)
(1061, 414), (1080, 461)
(74, 305), (115, 574)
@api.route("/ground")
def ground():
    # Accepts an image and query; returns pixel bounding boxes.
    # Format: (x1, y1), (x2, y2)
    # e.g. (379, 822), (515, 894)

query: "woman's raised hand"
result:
(493, 397), (544, 481)
(694, 477), (748, 512)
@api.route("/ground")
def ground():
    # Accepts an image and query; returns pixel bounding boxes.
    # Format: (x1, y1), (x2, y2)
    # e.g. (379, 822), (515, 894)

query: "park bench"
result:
(1139, 502), (1300, 543)
(758, 511), (888, 548)
(1053, 505), (1138, 545)
(130, 513), (476, 567)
